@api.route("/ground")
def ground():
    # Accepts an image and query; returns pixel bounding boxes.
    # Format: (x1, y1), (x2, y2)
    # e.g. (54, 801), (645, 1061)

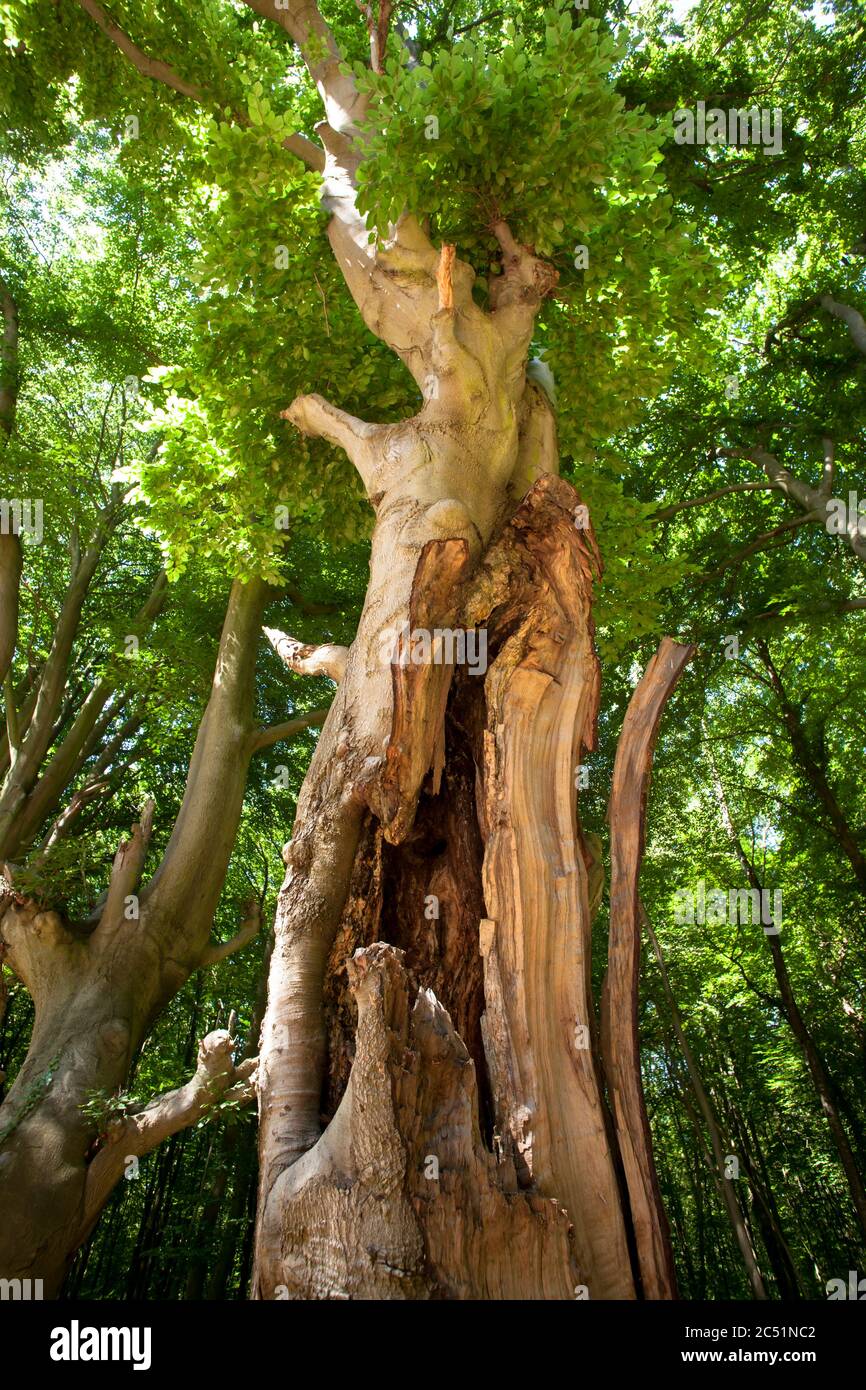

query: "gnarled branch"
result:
(263, 626), (348, 683)
(78, 1030), (257, 1242)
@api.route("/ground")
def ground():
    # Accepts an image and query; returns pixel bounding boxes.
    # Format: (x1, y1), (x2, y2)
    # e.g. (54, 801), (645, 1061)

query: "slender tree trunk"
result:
(755, 638), (866, 896)
(713, 765), (866, 1241)
(644, 908), (768, 1299)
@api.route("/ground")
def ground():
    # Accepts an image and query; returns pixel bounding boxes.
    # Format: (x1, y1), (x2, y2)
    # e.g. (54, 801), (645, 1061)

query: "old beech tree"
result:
(0, 0), (717, 1297)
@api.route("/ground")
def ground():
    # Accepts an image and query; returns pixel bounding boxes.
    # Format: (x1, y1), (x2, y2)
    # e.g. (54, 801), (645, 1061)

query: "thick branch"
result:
(99, 798), (155, 929)
(281, 393), (380, 490)
(819, 294), (866, 355)
(72, 0), (203, 97)
(263, 626), (347, 683)
(136, 578), (268, 948)
(79, 1031), (257, 1241)
(751, 446), (866, 563)
(489, 220), (559, 354)
(240, 0), (366, 137)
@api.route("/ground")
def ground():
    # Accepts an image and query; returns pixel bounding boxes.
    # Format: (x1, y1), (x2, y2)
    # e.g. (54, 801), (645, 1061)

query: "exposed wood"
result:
(464, 474), (634, 1299)
(374, 537), (470, 839)
(322, 722), (489, 1130)
(601, 637), (694, 1299)
(436, 243), (455, 311)
(257, 943), (580, 1299)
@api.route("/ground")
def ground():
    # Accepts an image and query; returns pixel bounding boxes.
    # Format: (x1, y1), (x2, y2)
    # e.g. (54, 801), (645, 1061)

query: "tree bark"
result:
(243, 0), (690, 1303)
(0, 578), (274, 1292)
(601, 638), (693, 1299)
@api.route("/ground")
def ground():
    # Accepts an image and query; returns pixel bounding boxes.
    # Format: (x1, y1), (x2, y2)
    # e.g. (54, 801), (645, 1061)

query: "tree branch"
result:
(263, 626), (348, 683)
(250, 707), (329, 753)
(200, 898), (262, 967)
(97, 798), (155, 931)
(72, 0), (203, 98)
(78, 1030), (257, 1242)
(819, 294), (866, 355)
(72, 0), (324, 171)
(239, 0), (366, 138)
(652, 481), (776, 520)
(602, 636), (694, 1300)
(281, 392), (381, 490)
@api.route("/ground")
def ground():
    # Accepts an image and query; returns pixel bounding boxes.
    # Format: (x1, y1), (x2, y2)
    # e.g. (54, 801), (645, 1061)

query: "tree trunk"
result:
(0, 578), (267, 1293)
(253, 471), (691, 1299)
(244, 10), (695, 1292)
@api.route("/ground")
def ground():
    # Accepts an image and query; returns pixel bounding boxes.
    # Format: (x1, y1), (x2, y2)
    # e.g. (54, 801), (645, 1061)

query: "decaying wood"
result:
(375, 537), (470, 838)
(259, 942), (580, 1299)
(463, 474), (635, 1300)
(249, 0), (679, 1304)
(322, 728), (489, 1129)
(601, 637), (694, 1299)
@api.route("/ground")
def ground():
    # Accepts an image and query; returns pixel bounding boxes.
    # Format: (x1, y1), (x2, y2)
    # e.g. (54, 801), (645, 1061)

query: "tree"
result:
(29, 0), (716, 1300)
(0, 130), (327, 1290)
(2, 0), (863, 1302)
